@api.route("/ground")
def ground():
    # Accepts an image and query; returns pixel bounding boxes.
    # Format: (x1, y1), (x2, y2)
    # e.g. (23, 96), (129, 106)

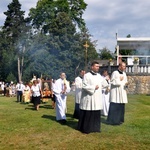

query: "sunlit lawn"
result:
(0, 94), (150, 150)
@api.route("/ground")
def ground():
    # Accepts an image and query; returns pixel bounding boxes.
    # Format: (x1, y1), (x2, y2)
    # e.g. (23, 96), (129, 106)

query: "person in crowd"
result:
(37, 78), (42, 88)
(9, 83), (13, 97)
(23, 83), (31, 104)
(4, 82), (7, 96)
(107, 62), (128, 125)
(53, 73), (71, 124)
(31, 75), (37, 83)
(11, 83), (16, 97)
(101, 70), (110, 116)
(73, 70), (85, 119)
(1, 82), (5, 95)
(31, 80), (42, 111)
(77, 61), (108, 134)
(16, 81), (25, 102)
(71, 81), (75, 91)
(51, 79), (56, 109)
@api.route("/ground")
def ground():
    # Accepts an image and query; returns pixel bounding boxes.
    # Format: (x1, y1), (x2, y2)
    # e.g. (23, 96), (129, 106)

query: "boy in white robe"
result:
(53, 73), (70, 124)
(107, 62), (128, 125)
(73, 70), (85, 119)
(101, 70), (110, 116)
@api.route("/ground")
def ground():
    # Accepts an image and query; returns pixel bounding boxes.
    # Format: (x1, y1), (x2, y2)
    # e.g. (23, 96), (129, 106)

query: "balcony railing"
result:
(100, 65), (150, 75)
(126, 65), (150, 74)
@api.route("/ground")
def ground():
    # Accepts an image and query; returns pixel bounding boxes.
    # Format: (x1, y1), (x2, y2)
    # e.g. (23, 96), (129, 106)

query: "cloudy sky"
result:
(1, 0), (150, 52)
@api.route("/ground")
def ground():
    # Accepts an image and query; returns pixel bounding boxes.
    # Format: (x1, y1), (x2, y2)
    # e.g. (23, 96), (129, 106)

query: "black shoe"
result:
(58, 119), (67, 124)
(62, 119), (67, 124)
(106, 121), (121, 125)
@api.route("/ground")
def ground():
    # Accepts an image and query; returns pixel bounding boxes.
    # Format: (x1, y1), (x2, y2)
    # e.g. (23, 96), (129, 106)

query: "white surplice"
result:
(75, 76), (83, 104)
(110, 71), (128, 104)
(80, 72), (108, 111)
(101, 77), (110, 116)
(53, 78), (70, 120)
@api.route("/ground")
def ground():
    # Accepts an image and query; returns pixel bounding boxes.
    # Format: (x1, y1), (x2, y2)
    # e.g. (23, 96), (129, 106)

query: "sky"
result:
(1, 0), (150, 52)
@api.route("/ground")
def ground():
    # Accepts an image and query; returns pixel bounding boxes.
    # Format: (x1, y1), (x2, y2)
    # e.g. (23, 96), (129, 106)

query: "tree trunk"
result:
(18, 45), (25, 82)
(18, 57), (21, 82)
(21, 45), (25, 78)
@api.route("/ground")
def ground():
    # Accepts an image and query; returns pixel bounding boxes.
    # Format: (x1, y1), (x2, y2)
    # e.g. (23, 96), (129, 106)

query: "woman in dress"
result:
(31, 80), (42, 110)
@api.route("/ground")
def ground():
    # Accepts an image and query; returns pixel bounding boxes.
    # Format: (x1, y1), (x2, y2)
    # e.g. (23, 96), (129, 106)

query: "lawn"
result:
(0, 94), (149, 150)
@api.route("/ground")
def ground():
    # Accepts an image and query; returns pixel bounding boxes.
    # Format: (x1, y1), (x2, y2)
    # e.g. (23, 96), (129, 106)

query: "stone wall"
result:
(127, 75), (150, 94)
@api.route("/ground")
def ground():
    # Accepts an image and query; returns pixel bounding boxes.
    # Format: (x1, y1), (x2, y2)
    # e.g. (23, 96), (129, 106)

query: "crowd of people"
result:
(0, 61), (128, 134)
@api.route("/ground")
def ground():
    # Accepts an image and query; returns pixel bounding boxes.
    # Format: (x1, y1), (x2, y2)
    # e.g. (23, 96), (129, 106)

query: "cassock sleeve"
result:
(101, 78), (109, 88)
(52, 80), (61, 94)
(75, 77), (82, 89)
(110, 71), (122, 86)
(82, 74), (95, 95)
(66, 81), (71, 93)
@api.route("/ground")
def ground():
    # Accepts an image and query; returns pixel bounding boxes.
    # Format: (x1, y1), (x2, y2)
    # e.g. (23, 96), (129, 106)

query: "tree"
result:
(0, 0), (98, 82)
(29, 0), (87, 33)
(99, 47), (114, 60)
(24, 12), (84, 81)
(3, 0), (25, 44)
(2, 0), (30, 82)
(23, 11), (98, 81)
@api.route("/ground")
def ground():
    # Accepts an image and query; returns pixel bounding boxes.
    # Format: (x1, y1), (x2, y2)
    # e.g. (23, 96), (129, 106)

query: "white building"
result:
(116, 37), (150, 65)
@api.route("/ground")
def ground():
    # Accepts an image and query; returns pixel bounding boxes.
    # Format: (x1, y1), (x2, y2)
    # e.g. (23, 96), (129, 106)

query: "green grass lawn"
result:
(0, 94), (150, 150)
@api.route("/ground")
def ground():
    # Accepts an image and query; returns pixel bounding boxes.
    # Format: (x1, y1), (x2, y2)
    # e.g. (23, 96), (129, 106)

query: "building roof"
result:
(94, 59), (117, 66)
(117, 37), (150, 50)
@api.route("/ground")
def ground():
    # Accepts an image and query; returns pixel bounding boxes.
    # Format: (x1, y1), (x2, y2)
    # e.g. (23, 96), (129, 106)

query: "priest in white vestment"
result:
(53, 73), (70, 124)
(107, 62), (128, 125)
(77, 61), (108, 134)
(73, 70), (85, 119)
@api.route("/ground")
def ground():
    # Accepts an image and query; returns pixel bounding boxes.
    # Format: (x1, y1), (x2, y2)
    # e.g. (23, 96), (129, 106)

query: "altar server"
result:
(107, 62), (128, 125)
(77, 61), (108, 134)
(101, 70), (110, 116)
(73, 70), (85, 119)
(53, 72), (70, 124)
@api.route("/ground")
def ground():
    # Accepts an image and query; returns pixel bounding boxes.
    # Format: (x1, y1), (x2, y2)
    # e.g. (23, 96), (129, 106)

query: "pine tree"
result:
(2, 0), (28, 82)
(3, 0), (25, 44)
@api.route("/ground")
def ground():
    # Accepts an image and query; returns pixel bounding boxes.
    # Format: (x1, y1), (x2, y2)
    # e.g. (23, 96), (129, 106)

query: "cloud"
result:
(0, 0), (37, 26)
(1, 0), (150, 51)
(19, 0), (37, 16)
(83, 0), (150, 51)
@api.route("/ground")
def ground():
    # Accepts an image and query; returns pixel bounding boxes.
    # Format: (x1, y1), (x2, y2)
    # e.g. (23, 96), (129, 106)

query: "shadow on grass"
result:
(66, 113), (78, 129)
(39, 104), (53, 109)
(25, 107), (35, 111)
(23, 102), (54, 110)
(101, 116), (108, 124)
(42, 114), (56, 121)
(41, 114), (78, 130)
(24, 104), (36, 111)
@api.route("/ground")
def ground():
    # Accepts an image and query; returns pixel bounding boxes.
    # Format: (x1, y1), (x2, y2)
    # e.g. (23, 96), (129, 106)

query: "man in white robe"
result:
(73, 70), (85, 119)
(77, 61), (108, 134)
(107, 62), (128, 125)
(53, 73), (70, 124)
